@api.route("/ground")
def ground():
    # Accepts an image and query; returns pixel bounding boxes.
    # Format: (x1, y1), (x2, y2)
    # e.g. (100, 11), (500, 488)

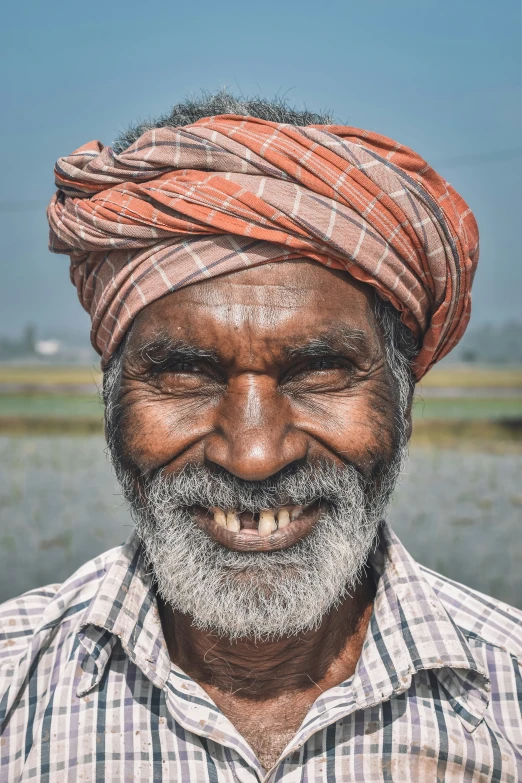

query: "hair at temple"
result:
(112, 89), (335, 153)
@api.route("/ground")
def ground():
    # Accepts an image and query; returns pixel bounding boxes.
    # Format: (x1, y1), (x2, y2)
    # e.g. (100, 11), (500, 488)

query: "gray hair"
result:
(373, 296), (419, 421)
(113, 89), (334, 154)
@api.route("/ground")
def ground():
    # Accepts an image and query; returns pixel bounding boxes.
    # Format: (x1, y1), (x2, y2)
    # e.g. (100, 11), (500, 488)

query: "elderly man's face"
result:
(110, 259), (408, 638)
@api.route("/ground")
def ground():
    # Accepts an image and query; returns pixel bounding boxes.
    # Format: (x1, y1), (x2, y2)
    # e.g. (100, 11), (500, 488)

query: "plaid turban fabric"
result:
(47, 115), (479, 379)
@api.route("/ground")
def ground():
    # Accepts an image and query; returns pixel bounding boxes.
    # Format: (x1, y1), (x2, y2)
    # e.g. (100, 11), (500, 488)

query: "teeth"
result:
(277, 508), (291, 528)
(209, 504), (311, 534)
(211, 507), (227, 527)
(226, 510), (241, 532)
(258, 509), (277, 537)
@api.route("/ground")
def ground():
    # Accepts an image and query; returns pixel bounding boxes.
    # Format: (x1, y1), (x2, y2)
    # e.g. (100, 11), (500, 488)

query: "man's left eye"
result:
(307, 359), (342, 371)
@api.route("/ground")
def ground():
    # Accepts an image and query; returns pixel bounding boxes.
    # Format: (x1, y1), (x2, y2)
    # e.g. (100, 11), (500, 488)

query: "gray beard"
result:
(115, 449), (406, 641)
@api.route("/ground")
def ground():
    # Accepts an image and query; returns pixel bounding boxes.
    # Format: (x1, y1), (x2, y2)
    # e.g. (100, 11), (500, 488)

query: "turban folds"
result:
(47, 115), (479, 380)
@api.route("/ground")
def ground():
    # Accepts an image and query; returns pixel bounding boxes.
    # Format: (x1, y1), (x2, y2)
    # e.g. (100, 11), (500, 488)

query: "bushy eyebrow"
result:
(283, 327), (368, 362)
(136, 335), (220, 370)
(132, 326), (369, 373)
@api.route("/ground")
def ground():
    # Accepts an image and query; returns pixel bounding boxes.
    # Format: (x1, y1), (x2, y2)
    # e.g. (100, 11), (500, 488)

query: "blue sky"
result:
(1, 0), (520, 338)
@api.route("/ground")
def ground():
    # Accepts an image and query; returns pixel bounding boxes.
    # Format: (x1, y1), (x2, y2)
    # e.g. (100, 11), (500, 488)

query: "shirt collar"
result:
(77, 533), (171, 695)
(76, 523), (490, 731)
(356, 524), (490, 729)
(297, 523), (490, 739)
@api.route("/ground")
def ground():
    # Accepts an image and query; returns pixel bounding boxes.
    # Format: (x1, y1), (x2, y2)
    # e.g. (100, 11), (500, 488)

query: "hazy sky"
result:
(1, 0), (520, 339)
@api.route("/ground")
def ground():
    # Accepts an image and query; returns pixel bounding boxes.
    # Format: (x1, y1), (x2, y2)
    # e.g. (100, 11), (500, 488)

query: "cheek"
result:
(116, 388), (217, 471)
(115, 381), (400, 477)
(292, 388), (399, 473)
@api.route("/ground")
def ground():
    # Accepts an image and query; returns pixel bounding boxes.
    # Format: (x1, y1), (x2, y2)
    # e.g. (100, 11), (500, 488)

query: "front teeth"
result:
(211, 504), (309, 535)
(211, 507), (227, 527)
(277, 508), (290, 528)
(258, 510), (277, 536)
(226, 510), (241, 532)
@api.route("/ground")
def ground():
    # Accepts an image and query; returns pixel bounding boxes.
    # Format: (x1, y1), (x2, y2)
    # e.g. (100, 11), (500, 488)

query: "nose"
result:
(204, 374), (308, 481)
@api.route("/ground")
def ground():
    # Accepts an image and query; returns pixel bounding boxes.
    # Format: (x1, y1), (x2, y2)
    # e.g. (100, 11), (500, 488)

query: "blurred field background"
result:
(0, 361), (521, 606)
(1, 0), (521, 612)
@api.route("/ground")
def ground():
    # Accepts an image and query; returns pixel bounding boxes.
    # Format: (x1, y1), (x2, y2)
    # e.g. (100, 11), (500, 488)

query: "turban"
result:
(47, 115), (479, 380)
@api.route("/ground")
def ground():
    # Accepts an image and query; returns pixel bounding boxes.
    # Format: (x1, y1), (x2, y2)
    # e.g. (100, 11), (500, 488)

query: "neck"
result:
(158, 572), (375, 700)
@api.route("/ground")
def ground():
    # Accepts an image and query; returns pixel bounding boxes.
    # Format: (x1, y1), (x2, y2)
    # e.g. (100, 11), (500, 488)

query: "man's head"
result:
(102, 258), (417, 639)
(47, 91), (478, 640)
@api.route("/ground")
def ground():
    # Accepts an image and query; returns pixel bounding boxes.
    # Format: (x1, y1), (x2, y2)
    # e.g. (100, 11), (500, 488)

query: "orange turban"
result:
(47, 115), (479, 379)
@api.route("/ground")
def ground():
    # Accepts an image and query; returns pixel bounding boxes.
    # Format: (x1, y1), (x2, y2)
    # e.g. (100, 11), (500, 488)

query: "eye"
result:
(282, 355), (354, 392)
(169, 361), (202, 373)
(307, 358), (344, 371)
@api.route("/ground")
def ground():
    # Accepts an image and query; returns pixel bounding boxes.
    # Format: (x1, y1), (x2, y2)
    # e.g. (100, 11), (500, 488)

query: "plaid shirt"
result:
(1, 523), (521, 782)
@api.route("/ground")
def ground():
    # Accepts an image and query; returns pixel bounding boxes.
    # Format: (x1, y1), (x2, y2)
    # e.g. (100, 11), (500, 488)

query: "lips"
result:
(193, 502), (321, 552)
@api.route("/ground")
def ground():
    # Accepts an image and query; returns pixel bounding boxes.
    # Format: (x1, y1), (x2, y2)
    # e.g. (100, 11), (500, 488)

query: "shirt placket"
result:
(164, 665), (265, 781)
(260, 672), (414, 783)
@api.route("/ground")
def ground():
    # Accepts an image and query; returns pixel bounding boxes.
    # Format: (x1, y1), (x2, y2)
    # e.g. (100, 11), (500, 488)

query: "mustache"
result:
(127, 459), (372, 514)
(122, 455), (396, 641)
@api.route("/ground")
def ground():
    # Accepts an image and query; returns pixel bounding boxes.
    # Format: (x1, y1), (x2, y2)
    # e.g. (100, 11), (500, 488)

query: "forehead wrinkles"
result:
(128, 262), (379, 366)
(149, 281), (324, 354)
(173, 281), (314, 309)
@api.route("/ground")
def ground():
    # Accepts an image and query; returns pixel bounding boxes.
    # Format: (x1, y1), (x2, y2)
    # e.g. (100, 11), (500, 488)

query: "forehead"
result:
(129, 259), (378, 352)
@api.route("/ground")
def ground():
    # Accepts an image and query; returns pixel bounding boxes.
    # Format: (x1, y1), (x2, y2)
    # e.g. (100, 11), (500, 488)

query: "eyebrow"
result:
(133, 326), (369, 372)
(283, 327), (368, 362)
(136, 336), (220, 370)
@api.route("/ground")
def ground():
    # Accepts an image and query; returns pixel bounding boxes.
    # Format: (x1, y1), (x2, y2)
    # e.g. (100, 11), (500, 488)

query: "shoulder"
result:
(0, 544), (123, 668)
(421, 565), (522, 660)
(0, 584), (60, 662)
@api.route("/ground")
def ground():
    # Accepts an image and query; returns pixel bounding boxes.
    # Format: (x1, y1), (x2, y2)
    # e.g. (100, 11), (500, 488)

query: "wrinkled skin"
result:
(115, 259), (411, 769)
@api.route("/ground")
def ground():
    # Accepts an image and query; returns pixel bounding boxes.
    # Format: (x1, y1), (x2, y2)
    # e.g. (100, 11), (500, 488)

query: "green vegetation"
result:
(419, 365), (522, 389)
(412, 396), (522, 420)
(0, 394), (102, 418)
(412, 420), (522, 454)
(0, 365), (101, 387)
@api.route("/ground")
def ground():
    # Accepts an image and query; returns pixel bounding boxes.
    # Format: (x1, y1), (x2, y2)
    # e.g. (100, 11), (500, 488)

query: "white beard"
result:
(119, 453), (406, 641)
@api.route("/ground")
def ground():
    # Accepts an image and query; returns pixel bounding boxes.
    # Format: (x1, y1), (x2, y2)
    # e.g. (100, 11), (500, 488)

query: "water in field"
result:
(0, 436), (521, 607)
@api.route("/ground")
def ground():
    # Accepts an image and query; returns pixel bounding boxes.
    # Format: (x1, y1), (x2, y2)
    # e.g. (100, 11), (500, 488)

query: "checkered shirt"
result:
(1, 523), (521, 782)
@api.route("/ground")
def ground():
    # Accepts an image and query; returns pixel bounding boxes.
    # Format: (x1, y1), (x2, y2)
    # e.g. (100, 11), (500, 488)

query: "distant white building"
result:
(35, 339), (61, 356)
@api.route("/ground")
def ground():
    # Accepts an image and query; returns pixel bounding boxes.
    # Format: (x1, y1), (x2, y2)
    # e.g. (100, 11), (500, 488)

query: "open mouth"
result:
(194, 502), (322, 552)
(210, 504), (312, 534)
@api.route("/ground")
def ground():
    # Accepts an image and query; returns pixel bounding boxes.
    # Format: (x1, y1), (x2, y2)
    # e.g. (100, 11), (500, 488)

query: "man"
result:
(1, 92), (521, 782)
